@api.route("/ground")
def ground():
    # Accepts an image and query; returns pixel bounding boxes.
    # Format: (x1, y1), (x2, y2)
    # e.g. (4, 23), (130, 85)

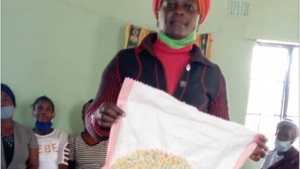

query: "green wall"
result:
(2, 0), (298, 168)
(2, 0), (126, 133)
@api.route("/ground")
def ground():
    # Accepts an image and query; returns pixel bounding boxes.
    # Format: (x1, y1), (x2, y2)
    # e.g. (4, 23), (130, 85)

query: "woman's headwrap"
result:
(153, 0), (211, 24)
(276, 119), (299, 141)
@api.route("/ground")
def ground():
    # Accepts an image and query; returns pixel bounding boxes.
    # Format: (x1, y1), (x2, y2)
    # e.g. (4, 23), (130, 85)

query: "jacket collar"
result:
(283, 146), (299, 158)
(139, 33), (214, 67)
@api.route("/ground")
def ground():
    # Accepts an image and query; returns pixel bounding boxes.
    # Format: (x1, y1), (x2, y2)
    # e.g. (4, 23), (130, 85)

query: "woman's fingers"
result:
(97, 102), (125, 128)
(257, 141), (268, 151)
(111, 105), (126, 117)
(256, 134), (268, 150)
(250, 154), (260, 161)
(249, 134), (268, 161)
(98, 121), (114, 128)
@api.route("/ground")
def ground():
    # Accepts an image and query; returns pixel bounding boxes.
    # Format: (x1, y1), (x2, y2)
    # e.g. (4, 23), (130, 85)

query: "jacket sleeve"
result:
(208, 67), (229, 120)
(85, 54), (122, 139)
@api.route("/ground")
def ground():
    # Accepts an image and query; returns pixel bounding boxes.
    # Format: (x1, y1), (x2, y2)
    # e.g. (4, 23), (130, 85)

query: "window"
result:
(245, 42), (299, 150)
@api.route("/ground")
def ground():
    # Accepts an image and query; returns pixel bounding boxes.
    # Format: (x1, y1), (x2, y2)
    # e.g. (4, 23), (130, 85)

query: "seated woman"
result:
(261, 119), (299, 169)
(68, 99), (108, 169)
(1, 83), (39, 169)
(32, 96), (69, 169)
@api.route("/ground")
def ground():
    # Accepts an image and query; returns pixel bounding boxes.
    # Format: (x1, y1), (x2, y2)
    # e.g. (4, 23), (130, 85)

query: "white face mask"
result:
(1, 106), (14, 119)
(275, 139), (292, 152)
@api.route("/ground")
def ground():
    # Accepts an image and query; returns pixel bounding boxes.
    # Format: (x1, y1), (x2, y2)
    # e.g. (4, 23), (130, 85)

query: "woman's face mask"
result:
(1, 106), (14, 119)
(275, 126), (294, 152)
(275, 140), (292, 152)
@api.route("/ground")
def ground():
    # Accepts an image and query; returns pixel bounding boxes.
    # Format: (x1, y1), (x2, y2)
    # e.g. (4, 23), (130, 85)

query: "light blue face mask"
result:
(275, 139), (292, 152)
(1, 106), (14, 119)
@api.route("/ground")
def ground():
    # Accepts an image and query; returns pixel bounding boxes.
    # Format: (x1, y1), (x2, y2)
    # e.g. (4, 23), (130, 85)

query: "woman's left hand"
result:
(250, 134), (268, 161)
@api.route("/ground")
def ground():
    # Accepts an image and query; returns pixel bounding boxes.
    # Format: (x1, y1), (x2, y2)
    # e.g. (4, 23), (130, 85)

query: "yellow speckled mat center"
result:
(112, 149), (192, 169)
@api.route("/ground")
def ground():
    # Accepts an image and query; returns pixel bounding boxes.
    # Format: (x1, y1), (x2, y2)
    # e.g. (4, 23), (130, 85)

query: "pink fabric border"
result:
(233, 134), (259, 169)
(102, 78), (135, 169)
(102, 78), (259, 168)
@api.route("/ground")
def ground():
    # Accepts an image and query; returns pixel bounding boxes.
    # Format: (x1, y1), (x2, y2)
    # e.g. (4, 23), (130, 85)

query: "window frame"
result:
(245, 42), (299, 149)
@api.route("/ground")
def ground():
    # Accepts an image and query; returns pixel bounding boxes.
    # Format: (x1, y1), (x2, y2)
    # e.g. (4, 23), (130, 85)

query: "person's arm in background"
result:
(27, 148), (39, 169)
(27, 130), (39, 169)
(85, 54), (125, 141)
(67, 136), (75, 169)
(59, 163), (68, 169)
(58, 133), (69, 169)
(58, 164), (68, 169)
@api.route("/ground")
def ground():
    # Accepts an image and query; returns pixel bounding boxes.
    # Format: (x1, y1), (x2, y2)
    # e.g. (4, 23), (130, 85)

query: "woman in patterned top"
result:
(68, 99), (108, 169)
(1, 83), (39, 169)
(86, 0), (268, 162)
(32, 96), (69, 169)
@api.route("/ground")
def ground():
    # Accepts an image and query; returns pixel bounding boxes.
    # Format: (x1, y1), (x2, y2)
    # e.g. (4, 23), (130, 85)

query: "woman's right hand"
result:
(96, 102), (125, 129)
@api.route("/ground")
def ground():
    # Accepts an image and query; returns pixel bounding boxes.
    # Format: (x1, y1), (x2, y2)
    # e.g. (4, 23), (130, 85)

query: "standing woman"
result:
(1, 83), (39, 169)
(32, 96), (69, 169)
(86, 0), (267, 161)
